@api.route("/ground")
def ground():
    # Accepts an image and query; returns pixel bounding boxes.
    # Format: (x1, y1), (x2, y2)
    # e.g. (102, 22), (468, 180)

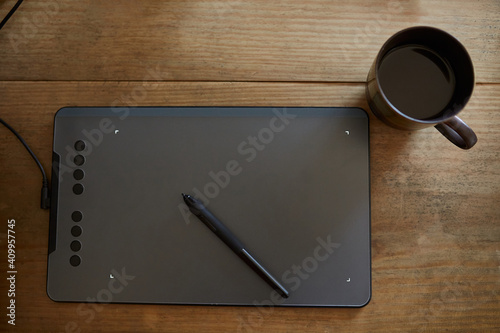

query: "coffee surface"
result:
(378, 45), (455, 120)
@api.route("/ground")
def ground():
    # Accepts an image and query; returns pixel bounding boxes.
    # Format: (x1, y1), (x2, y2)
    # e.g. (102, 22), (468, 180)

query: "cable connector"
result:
(41, 179), (51, 210)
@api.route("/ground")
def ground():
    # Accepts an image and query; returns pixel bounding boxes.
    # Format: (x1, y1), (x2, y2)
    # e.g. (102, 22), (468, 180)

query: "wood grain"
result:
(0, 0), (499, 331)
(0, 0), (498, 83)
(0, 81), (499, 332)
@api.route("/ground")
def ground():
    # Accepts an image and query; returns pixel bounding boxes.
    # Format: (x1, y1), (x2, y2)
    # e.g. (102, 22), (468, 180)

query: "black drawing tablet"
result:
(47, 107), (371, 307)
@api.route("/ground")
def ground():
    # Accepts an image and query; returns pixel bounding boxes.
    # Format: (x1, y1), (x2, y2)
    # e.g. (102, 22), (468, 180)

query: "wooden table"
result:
(0, 1), (499, 332)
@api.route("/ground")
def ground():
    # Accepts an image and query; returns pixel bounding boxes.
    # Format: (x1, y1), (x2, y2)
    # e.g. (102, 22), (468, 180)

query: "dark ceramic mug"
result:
(366, 26), (477, 149)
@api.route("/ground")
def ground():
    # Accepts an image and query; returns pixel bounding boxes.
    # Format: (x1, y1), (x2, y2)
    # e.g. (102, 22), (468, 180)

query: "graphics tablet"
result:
(47, 107), (371, 307)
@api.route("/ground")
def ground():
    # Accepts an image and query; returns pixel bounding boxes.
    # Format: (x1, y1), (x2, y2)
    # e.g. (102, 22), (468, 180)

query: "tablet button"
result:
(70, 240), (82, 252)
(74, 155), (85, 166)
(71, 225), (82, 237)
(71, 211), (83, 222)
(74, 140), (86, 151)
(73, 183), (84, 195)
(73, 169), (85, 180)
(70, 255), (81, 267)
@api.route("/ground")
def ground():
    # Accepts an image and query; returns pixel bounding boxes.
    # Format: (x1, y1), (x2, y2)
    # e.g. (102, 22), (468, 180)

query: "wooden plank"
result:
(0, 0), (498, 82)
(0, 81), (498, 332)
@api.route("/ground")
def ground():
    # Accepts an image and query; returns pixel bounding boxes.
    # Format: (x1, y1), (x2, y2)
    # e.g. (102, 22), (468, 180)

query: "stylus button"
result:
(74, 155), (85, 166)
(74, 140), (86, 152)
(70, 255), (81, 267)
(71, 225), (82, 237)
(73, 169), (85, 180)
(73, 183), (84, 195)
(71, 211), (83, 222)
(70, 240), (82, 252)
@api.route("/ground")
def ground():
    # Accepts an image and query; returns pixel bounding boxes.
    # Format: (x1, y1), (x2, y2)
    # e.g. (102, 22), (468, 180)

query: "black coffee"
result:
(378, 45), (456, 120)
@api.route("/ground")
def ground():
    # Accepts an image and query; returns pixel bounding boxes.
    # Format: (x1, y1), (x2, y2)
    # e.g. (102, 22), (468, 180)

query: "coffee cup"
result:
(366, 26), (477, 149)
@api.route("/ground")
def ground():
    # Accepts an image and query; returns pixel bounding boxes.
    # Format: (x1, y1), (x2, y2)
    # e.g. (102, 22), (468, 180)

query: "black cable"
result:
(1, 2), (49, 208)
(0, 118), (47, 181)
(0, 0), (24, 30)
(0, 118), (51, 209)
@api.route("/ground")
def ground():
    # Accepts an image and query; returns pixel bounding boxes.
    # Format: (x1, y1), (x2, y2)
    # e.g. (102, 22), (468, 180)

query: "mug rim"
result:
(374, 26), (475, 124)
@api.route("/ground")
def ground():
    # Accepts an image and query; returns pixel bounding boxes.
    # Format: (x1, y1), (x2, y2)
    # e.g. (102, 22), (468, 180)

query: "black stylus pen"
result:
(182, 193), (289, 298)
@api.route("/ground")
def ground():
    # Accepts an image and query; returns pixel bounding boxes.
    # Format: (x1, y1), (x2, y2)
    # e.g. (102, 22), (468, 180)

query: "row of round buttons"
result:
(69, 210), (83, 266)
(70, 140), (86, 267)
(73, 140), (86, 195)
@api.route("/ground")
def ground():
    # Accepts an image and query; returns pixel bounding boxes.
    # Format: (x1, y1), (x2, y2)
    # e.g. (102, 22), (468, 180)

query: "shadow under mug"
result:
(366, 26), (477, 149)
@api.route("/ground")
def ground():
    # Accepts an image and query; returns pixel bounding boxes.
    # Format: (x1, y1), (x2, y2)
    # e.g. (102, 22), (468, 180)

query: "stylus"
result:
(182, 193), (289, 298)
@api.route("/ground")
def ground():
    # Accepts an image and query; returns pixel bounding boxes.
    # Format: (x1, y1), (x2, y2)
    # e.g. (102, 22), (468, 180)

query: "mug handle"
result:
(434, 116), (477, 149)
